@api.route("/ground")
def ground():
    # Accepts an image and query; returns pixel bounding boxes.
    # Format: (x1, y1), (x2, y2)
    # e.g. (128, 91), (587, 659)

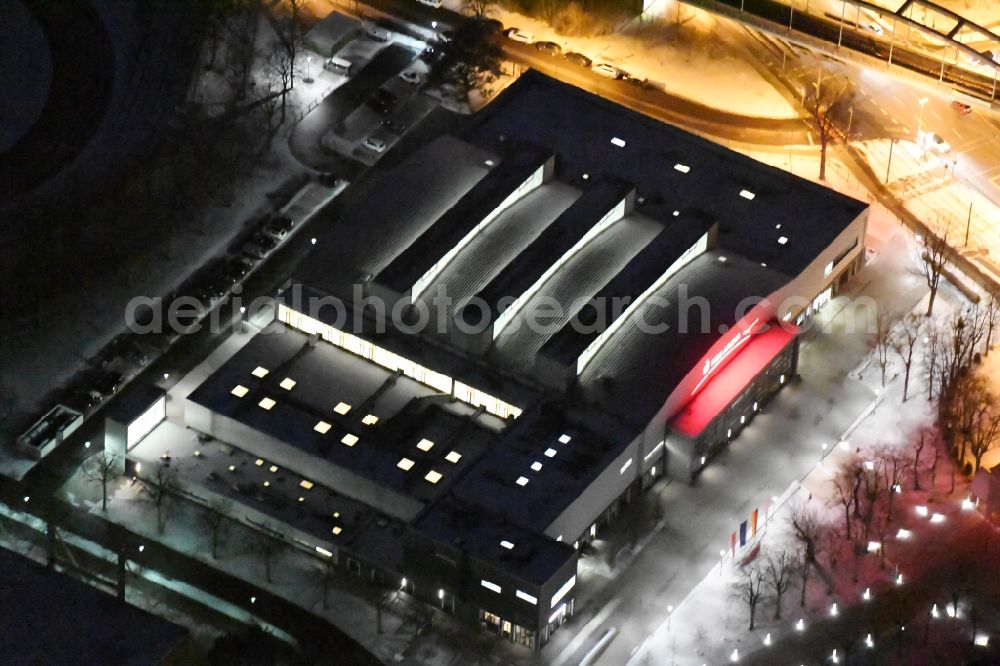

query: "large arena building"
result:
(125, 72), (868, 650)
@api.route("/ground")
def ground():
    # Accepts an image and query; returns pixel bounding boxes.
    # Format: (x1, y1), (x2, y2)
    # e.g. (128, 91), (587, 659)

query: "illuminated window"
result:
(231, 385), (249, 398)
(332, 526), (342, 535)
(341, 433), (359, 446)
(416, 438), (435, 452)
(314, 421), (332, 434)
(258, 397), (276, 410)
(620, 458), (633, 475)
(500, 540), (514, 550)
(300, 479), (314, 490)
(558, 434), (571, 444)
(279, 378), (296, 390)
(674, 163), (690, 173)
(252, 366), (269, 378)
(445, 451), (462, 464)
(516, 590), (538, 605)
(610, 136), (626, 148)
(398, 457), (415, 471)
(516, 476), (529, 487)
(545, 448), (557, 458)
(550, 575), (576, 608)
(531, 461), (543, 472)
(334, 401), (352, 415)
(424, 470), (443, 484)
(255, 458), (265, 467)
(778, 236), (788, 245)
(362, 414), (379, 426)
(481, 580), (502, 593)
(739, 189), (756, 200)
(824, 261), (833, 277)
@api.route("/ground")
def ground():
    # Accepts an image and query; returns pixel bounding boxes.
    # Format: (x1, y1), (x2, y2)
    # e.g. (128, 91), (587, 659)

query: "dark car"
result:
(381, 119), (407, 134)
(251, 233), (278, 252)
(270, 215), (294, 231)
(478, 18), (503, 35)
(564, 52), (592, 68)
(223, 256), (253, 282)
(93, 370), (124, 396)
(626, 75), (653, 90)
(533, 41), (561, 55)
(366, 89), (397, 114)
(420, 45), (443, 64)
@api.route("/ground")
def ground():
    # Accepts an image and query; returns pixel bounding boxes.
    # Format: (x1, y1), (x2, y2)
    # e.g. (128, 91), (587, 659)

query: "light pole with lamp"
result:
(304, 55), (313, 83)
(917, 97), (928, 157)
(667, 604), (674, 630)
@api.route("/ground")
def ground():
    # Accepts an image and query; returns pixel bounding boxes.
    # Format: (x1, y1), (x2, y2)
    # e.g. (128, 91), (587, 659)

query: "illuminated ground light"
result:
(867, 541), (881, 553)
(865, 633), (874, 648)
(730, 648), (739, 662)
(974, 634), (990, 647)
(763, 633), (771, 646)
(831, 648), (839, 663)
(962, 497), (975, 511)
(795, 618), (805, 631)
(896, 528), (912, 540)
(830, 602), (839, 617)
(930, 513), (946, 523)
(896, 573), (904, 585)
(931, 603), (939, 618)
(862, 587), (871, 601)
(915, 505), (928, 517)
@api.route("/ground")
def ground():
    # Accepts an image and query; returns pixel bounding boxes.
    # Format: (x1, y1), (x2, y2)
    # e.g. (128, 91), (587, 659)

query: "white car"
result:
(363, 136), (387, 153)
(505, 28), (533, 43)
(928, 133), (951, 154)
(399, 70), (421, 85)
(592, 63), (621, 79)
(417, 0), (442, 7)
(865, 21), (884, 35)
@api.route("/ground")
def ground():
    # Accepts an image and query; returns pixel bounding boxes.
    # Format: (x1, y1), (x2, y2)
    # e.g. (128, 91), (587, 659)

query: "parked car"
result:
(223, 257), (253, 282)
(533, 41), (562, 55)
(366, 25), (391, 42)
(263, 222), (289, 240)
(93, 370), (124, 396)
(366, 89), (397, 114)
(865, 21), (883, 35)
(592, 62), (622, 79)
(951, 100), (972, 114)
(399, 70), (421, 85)
(564, 52), (592, 68)
(269, 215), (293, 232)
(363, 136), (387, 153)
(626, 75), (653, 90)
(382, 118), (407, 133)
(476, 18), (504, 35)
(420, 45), (443, 64)
(435, 30), (454, 44)
(417, 0), (442, 6)
(242, 240), (270, 260)
(504, 28), (533, 43)
(65, 388), (103, 412)
(928, 132), (951, 154)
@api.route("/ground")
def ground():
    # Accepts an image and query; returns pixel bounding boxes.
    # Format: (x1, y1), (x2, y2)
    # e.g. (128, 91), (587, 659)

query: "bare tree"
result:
(732, 561), (768, 630)
(199, 498), (234, 559)
(463, 0), (498, 19)
(137, 464), (177, 534)
(319, 558), (337, 610)
(875, 447), (911, 521)
(225, 0), (262, 103)
(271, 0), (303, 89)
(830, 459), (861, 541)
(796, 543), (811, 607)
(788, 502), (822, 566)
(764, 546), (796, 619)
(873, 310), (895, 387)
(919, 227), (950, 317)
(891, 313), (921, 401)
(984, 293), (1000, 355)
(911, 429), (929, 490)
(85, 451), (121, 511)
(803, 74), (852, 180)
(267, 48), (295, 124)
(255, 524), (283, 583)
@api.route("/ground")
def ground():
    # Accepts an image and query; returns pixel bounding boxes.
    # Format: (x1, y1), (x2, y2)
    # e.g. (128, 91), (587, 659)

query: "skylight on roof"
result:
(258, 397), (276, 410)
(228, 465), (236, 472)
(674, 163), (690, 173)
(672, 210), (680, 217)
(610, 136), (626, 148)
(778, 236), (788, 245)
(531, 461), (543, 472)
(485, 159), (495, 166)
(558, 434), (572, 444)
(269, 465), (279, 473)
(718, 256), (727, 263)
(231, 385), (249, 398)
(332, 526), (342, 535)
(500, 540), (515, 550)
(341, 433), (359, 446)
(334, 401), (352, 415)
(300, 480), (314, 490)
(362, 414), (379, 426)
(544, 448), (557, 458)
(516, 476), (529, 487)
(739, 189), (756, 200)
(255, 459), (265, 467)
(252, 366), (269, 378)
(416, 438), (435, 452)
(425, 470), (443, 484)
(445, 451), (462, 464)
(398, 457), (415, 471)
(314, 421), (332, 434)
(279, 378), (296, 390)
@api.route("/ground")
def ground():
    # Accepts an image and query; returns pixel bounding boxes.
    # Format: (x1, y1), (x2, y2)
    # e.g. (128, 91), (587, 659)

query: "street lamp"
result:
(667, 604), (674, 630)
(305, 55), (313, 83)
(917, 97), (929, 157)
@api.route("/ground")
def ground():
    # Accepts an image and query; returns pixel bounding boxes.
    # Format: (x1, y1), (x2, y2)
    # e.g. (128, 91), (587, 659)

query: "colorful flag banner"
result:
(739, 520), (748, 546)
(750, 509), (759, 537)
(731, 532), (737, 556)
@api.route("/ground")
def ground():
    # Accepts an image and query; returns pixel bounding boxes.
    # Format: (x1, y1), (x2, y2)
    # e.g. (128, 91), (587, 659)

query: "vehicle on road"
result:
(592, 62), (622, 79)
(417, 0), (442, 7)
(325, 56), (352, 76)
(865, 21), (883, 35)
(564, 52), (592, 68)
(366, 25), (391, 42)
(505, 28), (533, 43)
(626, 75), (652, 90)
(928, 132), (951, 154)
(533, 41), (561, 55)
(399, 70), (421, 85)
(951, 100), (972, 114)
(363, 136), (387, 153)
